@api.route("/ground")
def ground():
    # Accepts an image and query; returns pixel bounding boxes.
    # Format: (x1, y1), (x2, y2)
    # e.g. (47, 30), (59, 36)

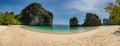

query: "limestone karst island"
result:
(0, 0), (120, 46)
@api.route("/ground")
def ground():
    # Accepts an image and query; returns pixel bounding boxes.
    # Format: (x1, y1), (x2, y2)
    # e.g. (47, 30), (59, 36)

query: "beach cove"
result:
(0, 25), (120, 46)
(22, 25), (96, 34)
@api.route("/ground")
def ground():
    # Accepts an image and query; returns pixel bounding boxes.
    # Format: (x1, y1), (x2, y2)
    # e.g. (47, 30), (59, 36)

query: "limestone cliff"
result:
(70, 16), (79, 27)
(21, 2), (53, 26)
(82, 13), (101, 26)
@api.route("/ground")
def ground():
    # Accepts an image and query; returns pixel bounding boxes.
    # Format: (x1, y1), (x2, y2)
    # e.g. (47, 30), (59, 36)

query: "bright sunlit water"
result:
(23, 25), (95, 33)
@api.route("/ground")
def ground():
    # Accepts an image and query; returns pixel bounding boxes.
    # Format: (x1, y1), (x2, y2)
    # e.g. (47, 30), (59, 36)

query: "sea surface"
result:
(23, 25), (95, 34)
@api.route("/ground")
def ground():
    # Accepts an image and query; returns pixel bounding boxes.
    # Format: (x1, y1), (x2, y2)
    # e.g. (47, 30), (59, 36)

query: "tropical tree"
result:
(4, 12), (20, 25)
(0, 12), (4, 24)
(105, 0), (120, 25)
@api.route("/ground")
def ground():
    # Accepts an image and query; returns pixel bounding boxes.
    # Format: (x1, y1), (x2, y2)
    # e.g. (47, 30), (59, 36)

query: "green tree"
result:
(15, 14), (22, 24)
(4, 12), (20, 25)
(0, 12), (4, 24)
(105, 0), (120, 25)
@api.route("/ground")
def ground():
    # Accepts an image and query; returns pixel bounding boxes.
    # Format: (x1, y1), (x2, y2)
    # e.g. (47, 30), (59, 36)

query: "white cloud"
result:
(65, 0), (116, 19)
(70, 0), (99, 12)
(66, 0), (113, 13)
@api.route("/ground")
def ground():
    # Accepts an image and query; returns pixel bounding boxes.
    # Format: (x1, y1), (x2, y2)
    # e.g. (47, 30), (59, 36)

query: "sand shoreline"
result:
(0, 25), (120, 46)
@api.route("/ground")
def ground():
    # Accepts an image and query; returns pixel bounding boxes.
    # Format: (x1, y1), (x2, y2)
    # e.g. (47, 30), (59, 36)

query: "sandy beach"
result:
(0, 25), (120, 46)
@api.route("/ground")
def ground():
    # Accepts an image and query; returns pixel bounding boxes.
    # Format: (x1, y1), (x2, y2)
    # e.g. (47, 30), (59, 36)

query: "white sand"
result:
(0, 26), (8, 32)
(0, 25), (120, 46)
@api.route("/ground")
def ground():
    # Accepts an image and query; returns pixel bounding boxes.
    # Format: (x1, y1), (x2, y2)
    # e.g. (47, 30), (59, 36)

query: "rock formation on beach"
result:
(82, 13), (101, 26)
(70, 16), (79, 27)
(20, 2), (53, 26)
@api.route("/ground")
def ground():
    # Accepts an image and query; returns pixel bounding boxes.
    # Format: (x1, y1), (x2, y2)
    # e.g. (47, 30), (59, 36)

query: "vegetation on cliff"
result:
(20, 2), (53, 26)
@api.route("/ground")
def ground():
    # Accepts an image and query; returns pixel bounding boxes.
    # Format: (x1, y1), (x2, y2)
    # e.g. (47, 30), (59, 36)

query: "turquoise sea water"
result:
(23, 25), (95, 33)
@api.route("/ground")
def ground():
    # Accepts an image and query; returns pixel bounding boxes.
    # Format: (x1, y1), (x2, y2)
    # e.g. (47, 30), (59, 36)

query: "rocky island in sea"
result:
(70, 16), (79, 27)
(81, 13), (101, 26)
(16, 3), (53, 26)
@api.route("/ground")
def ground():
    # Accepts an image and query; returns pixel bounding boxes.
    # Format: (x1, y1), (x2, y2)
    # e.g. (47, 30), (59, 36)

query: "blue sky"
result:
(0, 0), (115, 25)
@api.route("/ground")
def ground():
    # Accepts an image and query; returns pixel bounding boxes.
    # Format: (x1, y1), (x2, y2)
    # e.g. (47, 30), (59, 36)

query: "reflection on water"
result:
(24, 25), (94, 33)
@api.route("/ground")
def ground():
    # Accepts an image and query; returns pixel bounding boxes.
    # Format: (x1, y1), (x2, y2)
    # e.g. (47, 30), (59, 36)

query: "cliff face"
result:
(70, 16), (79, 27)
(82, 13), (101, 26)
(21, 2), (53, 26)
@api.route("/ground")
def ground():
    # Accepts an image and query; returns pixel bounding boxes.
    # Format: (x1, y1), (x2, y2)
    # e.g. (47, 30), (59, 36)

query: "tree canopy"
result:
(105, 0), (120, 25)
(4, 12), (20, 25)
(0, 12), (4, 24)
(0, 11), (20, 25)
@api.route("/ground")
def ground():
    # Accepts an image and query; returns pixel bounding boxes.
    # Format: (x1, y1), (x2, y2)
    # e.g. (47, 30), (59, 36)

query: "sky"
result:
(0, 0), (116, 25)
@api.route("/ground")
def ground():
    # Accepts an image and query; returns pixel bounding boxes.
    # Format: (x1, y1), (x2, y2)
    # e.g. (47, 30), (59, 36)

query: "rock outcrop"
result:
(82, 13), (101, 26)
(20, 2), (53, 26)
(70, 16), (79, 27)
(103, 18), (112, 25)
